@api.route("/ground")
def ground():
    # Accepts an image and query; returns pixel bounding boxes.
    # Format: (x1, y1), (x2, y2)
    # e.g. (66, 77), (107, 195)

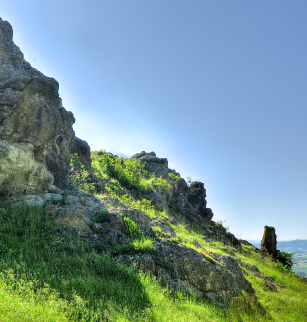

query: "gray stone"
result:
(69, 136), (91, 170)
(0, 18), (76, 200)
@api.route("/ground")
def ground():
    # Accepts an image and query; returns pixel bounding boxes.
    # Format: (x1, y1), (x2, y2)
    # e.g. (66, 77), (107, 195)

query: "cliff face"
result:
(0, 18), (75, 200)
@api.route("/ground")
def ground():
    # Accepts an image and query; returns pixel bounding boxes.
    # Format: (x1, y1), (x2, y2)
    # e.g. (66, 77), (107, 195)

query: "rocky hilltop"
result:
(0, 18), (282, 307)
(0, 17), (87, 200)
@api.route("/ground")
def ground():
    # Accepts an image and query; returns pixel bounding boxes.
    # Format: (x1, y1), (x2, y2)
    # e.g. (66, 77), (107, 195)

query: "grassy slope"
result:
(0, 152), (306, 321)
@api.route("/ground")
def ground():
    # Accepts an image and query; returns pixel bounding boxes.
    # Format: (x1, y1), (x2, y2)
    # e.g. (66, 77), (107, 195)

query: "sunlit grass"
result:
(0, 202), (306, 321)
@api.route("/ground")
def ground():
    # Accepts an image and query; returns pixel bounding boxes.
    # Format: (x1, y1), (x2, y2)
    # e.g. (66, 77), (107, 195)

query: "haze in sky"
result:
(1, 1), (307, 240)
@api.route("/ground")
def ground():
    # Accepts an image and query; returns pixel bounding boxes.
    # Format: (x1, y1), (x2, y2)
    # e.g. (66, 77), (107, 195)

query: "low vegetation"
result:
(0, 151), (306, 321)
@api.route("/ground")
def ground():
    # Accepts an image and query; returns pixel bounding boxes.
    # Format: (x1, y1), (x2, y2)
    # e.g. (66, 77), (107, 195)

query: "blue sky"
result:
(1, 1), (307, 240)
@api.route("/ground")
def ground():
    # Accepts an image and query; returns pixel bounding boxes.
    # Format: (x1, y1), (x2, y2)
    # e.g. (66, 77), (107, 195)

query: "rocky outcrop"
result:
(0, 18), (76, 200)
(69, 136), (91, 169)
(261, 226), (277, 257)
(23, 190), (253, 304)
(170, 178), (214, 223)
(131, 151), (215, 224)
(131, 151), (169, 180)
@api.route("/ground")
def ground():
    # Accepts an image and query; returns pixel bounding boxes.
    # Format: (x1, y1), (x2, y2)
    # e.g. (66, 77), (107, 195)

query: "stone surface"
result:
(119, 240), (254, 304)
(261, 226), (277, 257)
(132, 151), (169, 179)
(69, 136), (91, 169)
(0, 18), (76, 200)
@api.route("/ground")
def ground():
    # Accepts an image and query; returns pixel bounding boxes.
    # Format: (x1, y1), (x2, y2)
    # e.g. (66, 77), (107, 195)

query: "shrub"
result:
(91, 151), (147, 198)
(277, 251), (296, 270)
(169, 172), (180, 181)
(94, 208), (110, 224)
(169, 237), (181, 244)
(152, 177), (172, 195)
(70, 153), (96, 193)
(123, 217), (144, 240)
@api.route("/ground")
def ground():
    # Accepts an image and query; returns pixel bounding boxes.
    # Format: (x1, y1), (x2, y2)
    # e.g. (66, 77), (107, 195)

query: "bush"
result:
(152, 177), (172, 195)
(124, 217), (144, 240)
(70, 153), (96, 193)
(169, 173), (180, 181)
(277, 251), (296, 271)
(91, 151), (147, 198)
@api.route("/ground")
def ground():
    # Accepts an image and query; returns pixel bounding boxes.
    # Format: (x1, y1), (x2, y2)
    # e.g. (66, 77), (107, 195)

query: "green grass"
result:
(1, 150), (306, 320)
(0, 202), (306, 321)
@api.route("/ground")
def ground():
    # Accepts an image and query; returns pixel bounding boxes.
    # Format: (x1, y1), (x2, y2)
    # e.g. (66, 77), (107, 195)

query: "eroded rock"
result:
(261, 226), (277, 257)
(0, 18), (76, 200)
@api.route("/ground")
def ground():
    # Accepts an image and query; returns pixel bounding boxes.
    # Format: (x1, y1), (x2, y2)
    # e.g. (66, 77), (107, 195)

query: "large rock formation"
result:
(261, 226), (277, 257)
(0, 18), (76, 200)
(131, 151), (214, 222)
(131, 151), (169, 179)
(40, 191), (254, 304)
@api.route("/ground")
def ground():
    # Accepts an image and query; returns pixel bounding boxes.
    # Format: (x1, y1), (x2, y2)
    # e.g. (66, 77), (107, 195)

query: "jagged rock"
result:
(119, 240), (254, 304)
(261, 226), (277, 257)
(173, 178), (188, 196)
(69, 136), (91, 169)
(187, 181), (208, 217)
(131, 151), (169, 179)
(170, 180), (214, 222)
(146, 188), (168, 209)
(0, 18), (76, 200)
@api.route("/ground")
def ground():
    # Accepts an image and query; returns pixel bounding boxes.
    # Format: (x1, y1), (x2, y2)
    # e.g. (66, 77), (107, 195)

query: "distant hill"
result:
(248, 239), (307, 254)
(277, 240), (307, 254)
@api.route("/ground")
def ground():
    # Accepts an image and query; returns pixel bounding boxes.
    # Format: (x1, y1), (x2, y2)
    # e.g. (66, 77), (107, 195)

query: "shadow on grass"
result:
(228, 294), (271, 321)
(0, 203), (151, 315)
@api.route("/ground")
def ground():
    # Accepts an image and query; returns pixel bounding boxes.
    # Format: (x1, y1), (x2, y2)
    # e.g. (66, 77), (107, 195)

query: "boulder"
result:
(0, 18), (77, 200)
(131, 151), (169, 179)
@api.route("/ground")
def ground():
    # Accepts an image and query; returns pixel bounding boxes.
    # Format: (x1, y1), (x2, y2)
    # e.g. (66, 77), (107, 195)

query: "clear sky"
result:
(1, 1), (307, 241)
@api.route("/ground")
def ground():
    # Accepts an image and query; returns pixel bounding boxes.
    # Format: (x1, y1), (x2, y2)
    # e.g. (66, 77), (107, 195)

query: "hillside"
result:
(249, 240), (307, 278)
(0, 17), (307, 321)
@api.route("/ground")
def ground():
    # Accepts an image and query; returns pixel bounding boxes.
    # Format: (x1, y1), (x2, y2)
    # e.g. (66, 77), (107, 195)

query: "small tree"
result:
(277, 251), (296, 271)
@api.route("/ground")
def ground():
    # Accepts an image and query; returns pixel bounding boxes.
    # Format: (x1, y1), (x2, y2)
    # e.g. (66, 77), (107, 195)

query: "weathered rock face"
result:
(261, 226), (277, 257)
(131, 151), (169, 179)
(69, 136), (91, 170)
(170, 178), (214, 223)
(22, 190), (253, 304)
(131, 151), (215, 223)
(0, 18), (76, 200)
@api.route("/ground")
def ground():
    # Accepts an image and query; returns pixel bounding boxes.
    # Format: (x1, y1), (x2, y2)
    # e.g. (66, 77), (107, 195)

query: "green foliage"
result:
(91, 151), (147, 198)
(70, 154), (96, 193)
(114, 238), (156, 256)
(169, 172), (180, 181)
(94, 208), (109, 224)
(70, 152), (81, 167)
(169, 237), (181, 244)
(186, 177), (193, 186)
(120, 194), (162, 219)
(152, 177), (172, 194)
(123, 217), (144, 240)
(0, 203), (152, 319)
(277, 251), (296, 271)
